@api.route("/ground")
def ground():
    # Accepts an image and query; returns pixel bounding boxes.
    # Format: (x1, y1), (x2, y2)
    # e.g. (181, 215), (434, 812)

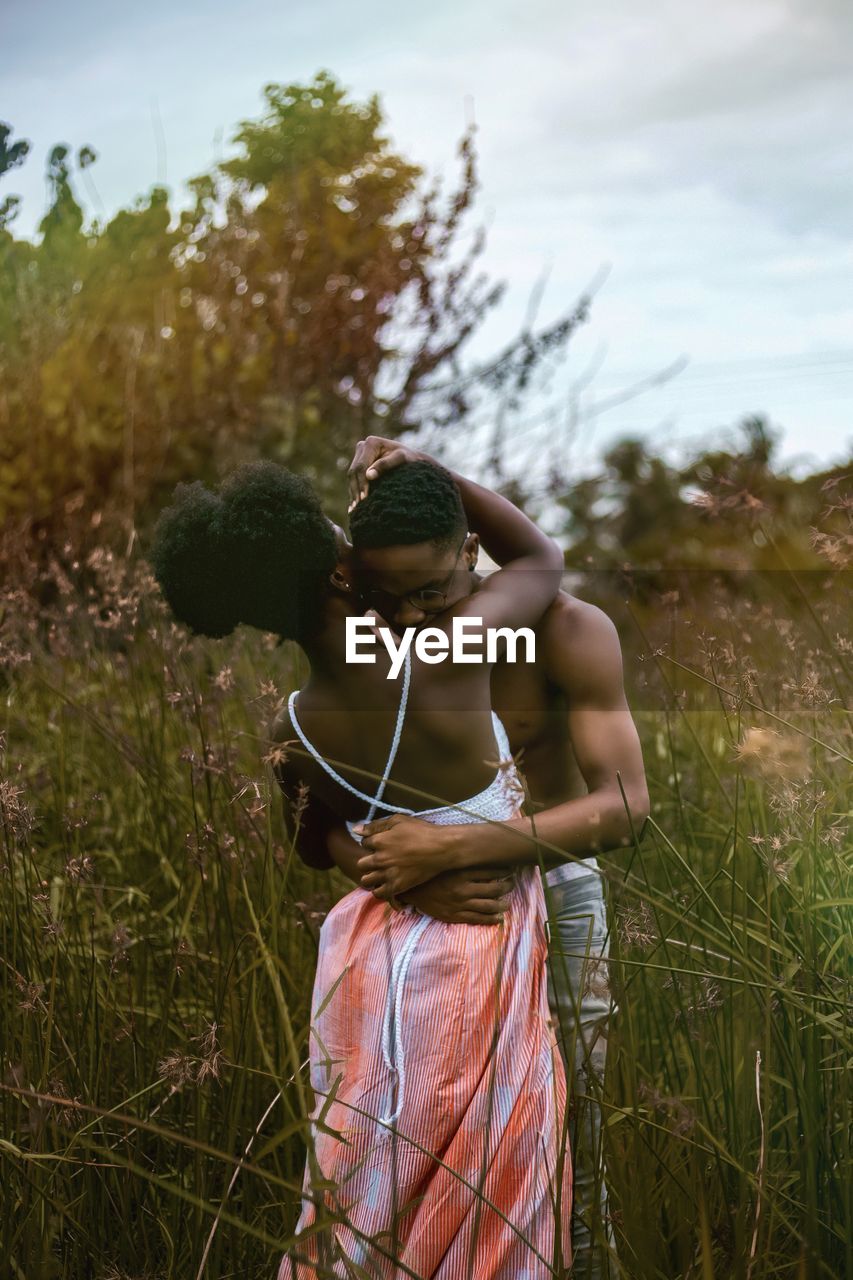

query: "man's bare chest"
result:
(490, 659), (555, 745)
(490, 661), (583, 806)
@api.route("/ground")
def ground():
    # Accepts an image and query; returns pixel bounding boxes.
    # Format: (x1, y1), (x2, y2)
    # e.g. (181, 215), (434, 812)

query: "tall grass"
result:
(0, 543), (849, 1278)
(598, 575), (851, 1280)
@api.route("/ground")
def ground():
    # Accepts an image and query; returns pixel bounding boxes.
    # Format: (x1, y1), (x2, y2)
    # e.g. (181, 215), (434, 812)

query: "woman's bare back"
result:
(271, 644), (502, 822)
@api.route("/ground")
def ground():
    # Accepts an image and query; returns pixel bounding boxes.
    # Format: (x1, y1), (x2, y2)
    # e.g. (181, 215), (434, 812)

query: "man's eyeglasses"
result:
(355, 536), (469, 618)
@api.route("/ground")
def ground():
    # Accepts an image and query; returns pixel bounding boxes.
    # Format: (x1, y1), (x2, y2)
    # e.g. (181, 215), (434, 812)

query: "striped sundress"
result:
(278, 652), (572, 1279)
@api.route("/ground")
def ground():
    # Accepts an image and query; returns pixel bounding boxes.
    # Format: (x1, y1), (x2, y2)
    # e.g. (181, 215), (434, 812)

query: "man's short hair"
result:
(349, 460), (466, 550)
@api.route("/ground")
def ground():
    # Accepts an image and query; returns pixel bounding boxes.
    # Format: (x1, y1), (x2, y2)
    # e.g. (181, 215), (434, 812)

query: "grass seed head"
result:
(156, 1052), (196, 1090)
(733, 727), (809, 781)
(0, 779), (35, 845)
(617, 900), (657, 949)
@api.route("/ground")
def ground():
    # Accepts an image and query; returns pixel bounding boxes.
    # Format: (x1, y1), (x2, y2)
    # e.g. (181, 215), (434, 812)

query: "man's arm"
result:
(271, 753), (514, 925)
(350, 435), (559, 572)
(349, 436), (564, 635)
(357, 601), (650, 897)
(490, 598), (650, 858)
(327, 821), (514, 924)
(268, 673), (515, 925)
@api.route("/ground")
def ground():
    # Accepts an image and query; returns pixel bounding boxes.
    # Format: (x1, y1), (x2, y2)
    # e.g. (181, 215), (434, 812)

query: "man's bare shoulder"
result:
(538, 591), (618, 647)
(537, 592), (624, 698)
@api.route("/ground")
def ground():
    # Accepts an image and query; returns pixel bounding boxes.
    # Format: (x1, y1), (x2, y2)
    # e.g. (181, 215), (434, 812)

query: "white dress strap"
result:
(364, 646), (412, 822)
(490, 710), (512, 761)
(287, 649), (415, 816)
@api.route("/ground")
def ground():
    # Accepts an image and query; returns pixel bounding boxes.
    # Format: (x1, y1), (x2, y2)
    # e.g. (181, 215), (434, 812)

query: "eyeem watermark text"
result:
(346, 616), (535, 678)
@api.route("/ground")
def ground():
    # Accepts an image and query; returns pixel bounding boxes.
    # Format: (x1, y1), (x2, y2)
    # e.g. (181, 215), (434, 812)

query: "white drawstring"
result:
(379, 913), (431, 1131)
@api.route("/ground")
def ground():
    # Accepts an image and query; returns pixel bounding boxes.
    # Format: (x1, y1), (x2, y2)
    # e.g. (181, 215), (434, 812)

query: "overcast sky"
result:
(4, 0), (851, 480)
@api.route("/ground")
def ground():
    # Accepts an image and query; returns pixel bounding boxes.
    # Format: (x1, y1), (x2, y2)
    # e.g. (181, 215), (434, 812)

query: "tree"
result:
(553, 416), (844, 574)
(0, 72), (586, 539)
(0, 121), (30, 230)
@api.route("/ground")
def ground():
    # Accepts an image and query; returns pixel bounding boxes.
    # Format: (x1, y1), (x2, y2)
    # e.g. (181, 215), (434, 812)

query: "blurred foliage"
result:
(5, 71), (842, 591)
(555, 416), (850, 575)
(537, 416), (852, 695)
(0, 486), (849, 1276)
(0, 73), (585, 543)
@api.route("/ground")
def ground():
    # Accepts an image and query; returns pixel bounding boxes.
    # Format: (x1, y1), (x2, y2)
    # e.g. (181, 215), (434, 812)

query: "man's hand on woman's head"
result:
(347, 436), (430, 509)
(402, 867), (514, 926)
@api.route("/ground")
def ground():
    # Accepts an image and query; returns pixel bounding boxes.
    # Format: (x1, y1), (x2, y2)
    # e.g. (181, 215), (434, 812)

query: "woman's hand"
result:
(347, 436), (429, 509)
(402, 868), (514, 925)
(354, 813), (458, 898)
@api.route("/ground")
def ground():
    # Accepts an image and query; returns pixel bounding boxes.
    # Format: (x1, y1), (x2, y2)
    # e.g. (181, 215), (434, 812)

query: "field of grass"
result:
(0, 546), (849, 1278)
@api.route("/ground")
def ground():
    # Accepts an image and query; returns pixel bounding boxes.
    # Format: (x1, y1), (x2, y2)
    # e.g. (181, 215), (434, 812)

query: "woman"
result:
(150, 459), (571, 1279)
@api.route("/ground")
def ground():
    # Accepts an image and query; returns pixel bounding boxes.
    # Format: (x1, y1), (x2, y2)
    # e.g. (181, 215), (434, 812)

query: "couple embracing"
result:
(151, 437), (649, 1279)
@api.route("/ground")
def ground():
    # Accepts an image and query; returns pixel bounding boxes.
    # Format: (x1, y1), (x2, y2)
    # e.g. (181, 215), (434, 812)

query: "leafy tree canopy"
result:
(0, 74), (583, 542)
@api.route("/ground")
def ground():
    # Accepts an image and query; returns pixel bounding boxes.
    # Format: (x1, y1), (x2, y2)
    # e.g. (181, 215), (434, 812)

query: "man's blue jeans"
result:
(545, 869), (620, 1279)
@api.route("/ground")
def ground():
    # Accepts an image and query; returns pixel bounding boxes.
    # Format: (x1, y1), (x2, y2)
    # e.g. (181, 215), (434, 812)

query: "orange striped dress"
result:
(278, 678), (571, 1279)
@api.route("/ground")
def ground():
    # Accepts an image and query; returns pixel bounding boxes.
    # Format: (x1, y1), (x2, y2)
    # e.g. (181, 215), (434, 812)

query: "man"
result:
(294, 439), (650, 1279)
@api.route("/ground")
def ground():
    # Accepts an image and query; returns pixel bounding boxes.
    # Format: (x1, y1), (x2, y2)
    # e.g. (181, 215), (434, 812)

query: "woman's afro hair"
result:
(149, 461), (338, 641)
(348, 460), (466, 550)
